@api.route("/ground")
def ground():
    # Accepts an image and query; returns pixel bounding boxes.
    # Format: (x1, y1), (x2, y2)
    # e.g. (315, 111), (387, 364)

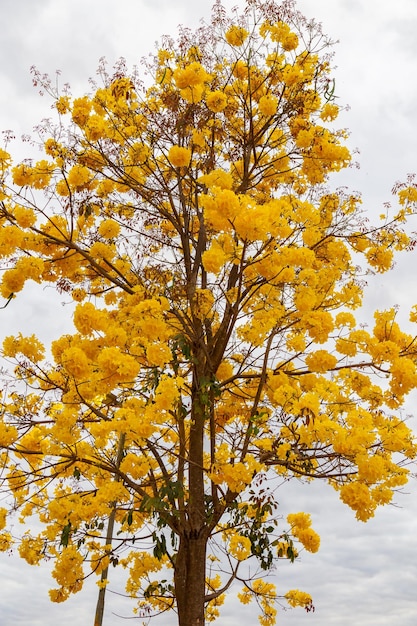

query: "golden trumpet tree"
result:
(1, 1), (417, 625)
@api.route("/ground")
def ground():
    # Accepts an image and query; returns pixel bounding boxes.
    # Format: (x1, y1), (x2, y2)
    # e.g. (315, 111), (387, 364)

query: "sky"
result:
(1, 0), (417, 625)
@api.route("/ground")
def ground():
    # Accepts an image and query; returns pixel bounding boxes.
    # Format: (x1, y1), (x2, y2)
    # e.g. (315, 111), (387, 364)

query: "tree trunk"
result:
(173, 362), (209, 626)
(174, 533), (207, 626)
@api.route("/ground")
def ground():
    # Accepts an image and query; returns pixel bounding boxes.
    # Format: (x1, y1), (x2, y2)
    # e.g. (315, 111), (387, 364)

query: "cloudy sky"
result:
(1, 0), (417, 625)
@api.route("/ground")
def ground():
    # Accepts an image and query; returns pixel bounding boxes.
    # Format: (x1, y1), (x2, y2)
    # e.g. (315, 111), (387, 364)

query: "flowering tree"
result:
(1, 1), (417, 625)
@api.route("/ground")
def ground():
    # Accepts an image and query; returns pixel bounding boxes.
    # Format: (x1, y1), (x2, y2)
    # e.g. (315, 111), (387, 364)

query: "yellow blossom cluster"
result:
(173, 61), (212, 103)
(238, 580), (278, 626)
(12, 160), (54, 189)
(287, 513), (320, 553)
(0, 508), (7, 531)
(228, 533), (252, 560)
(125, 551), (168, 598)
(49, 545), (84, 602)
(18, 534), (45, 565)
(205, 573), (226, 621)
(285, 589), (313, 609)
(210, 450), (263, 493)
(225, 25), (249, 47)
(0, 2), (417, 623)
(0, 532), (13, 552)
(168, 145), (192, 167)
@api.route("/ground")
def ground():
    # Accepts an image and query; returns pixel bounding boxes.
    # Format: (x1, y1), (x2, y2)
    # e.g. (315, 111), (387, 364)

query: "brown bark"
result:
(174, 533), (207, 626)
(173, 360), (209, 626)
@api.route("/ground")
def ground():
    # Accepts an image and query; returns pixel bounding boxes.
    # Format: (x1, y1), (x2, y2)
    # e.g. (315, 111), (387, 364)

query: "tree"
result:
(1, 0), (417, 624)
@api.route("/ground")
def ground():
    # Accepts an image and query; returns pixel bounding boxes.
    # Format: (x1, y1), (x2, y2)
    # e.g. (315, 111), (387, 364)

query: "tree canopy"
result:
(1, 1), (417, 625)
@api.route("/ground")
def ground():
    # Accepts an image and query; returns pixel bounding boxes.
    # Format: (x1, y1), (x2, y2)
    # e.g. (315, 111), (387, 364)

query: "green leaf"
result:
(60, 521), (72, 547)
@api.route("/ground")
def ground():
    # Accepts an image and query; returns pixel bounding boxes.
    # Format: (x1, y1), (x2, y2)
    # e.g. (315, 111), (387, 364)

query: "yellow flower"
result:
(154, 375), (181, 411)
(0, 532), (13, 552)
(258, 95), (278, 116)
(67, 164), (93, 191)
(1, 268), (25, 296)
(276, 540), (298, 559)
(192, 129), (206, 148)
(368, 246), (394, 272)
(296, 527), (320, 553)
(202, 242), (228, 274)
(16, 256), (44, 282)
(339, 482), (375, 521)
(146, 342), (172, 367)
(71, 288), (87, 302)
(180, 83), (205, 103)
(62, 346), (91, 379)
(398, 186), (417, 205)
(2, 333), (45, 362)
(237, 586), (253, 605)
(55, 179), (70, 196)
(71, 96), (92, 127)
(73, 302), (107, 335)
(51, 544), (84, 589)
(192, 288), (215, 320)
(97, 347), (140, 381)
(202, 188), (240, 228)
(49, 588), (70, 603)
(269, 21), (290, 43)
(98, 218), (121, 239)
(320, 103), (339, 122)
(85, 114), (108, 141)
(128, 142), (150, 165)
(168, 145), (192, 167)
(216, 360), (234, 381)
(225, 25), (249, 46)
(232, 59), (248, 79)
(56, 96), (71, 114)
(281, 32), (299, 51)
(335, 311), (356, 328)
(18, 535), (45, 565)
(206, 90), (228, 112)
(31, 160), (54, 189)
(0, 508), (7, 531)
(12, 205), (36, 228)
(0, 226), (24, 258)
(229, 534), (252, 560)
(287, 512), (311, 530)
(0, 148), (11, 165)
(97, 178), (115, 197)
(305, 350), (338, 373)
(110, 77), (135, 101)
(12, 163), (33, 186)
(199, 169), (233, 190)
(390, 357), (417, 396)
(173, 62), (211, 89)
(285, 589), (312, 608)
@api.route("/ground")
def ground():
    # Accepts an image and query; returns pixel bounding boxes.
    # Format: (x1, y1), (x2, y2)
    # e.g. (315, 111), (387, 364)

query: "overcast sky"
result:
(1, 1), (417, 625)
